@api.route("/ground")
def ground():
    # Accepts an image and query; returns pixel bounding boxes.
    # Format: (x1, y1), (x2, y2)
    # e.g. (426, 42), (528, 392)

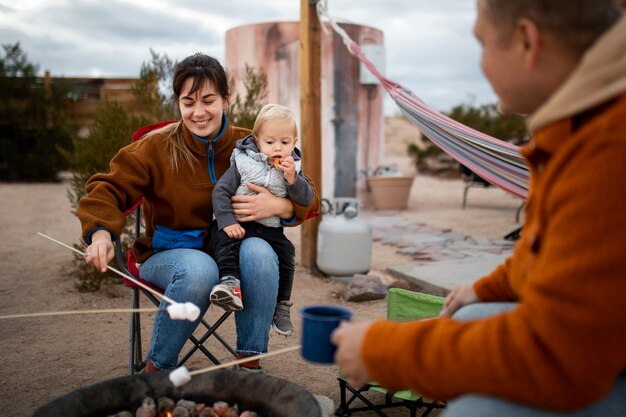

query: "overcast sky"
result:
(0, 0), (498, 114)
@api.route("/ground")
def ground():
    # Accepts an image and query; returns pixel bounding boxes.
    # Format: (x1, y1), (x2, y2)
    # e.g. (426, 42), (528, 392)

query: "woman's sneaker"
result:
(210, 276), (243, 312)
(272, 300), (293, 336)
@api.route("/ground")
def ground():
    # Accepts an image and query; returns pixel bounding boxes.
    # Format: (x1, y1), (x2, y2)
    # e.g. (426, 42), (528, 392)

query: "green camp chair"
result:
(335, 288), (447, 416)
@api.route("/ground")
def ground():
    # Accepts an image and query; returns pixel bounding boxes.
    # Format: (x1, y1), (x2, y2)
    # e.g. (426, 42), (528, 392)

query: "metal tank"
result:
(225, 21), (385, 201)
(316, 198), (372, 276)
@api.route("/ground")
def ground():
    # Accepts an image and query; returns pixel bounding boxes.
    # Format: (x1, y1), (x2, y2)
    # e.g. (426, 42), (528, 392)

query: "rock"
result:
(212, 401), (229, 415)
(340, 274), (387, 302)
(135, 397), (156, 417)
(313, 394), (335, 417)
(198, 408), (218, 417)
(171, 406), (190, 417)
(387, 277), (423, 292)
(176, 400), (197, 412)
(157, 397), (175, 416)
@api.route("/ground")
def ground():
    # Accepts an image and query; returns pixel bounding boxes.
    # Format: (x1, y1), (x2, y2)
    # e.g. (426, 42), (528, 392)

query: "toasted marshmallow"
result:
(182, 302), (200, 321)
(169, 366), (192, 387)
(166, 302), (200, 321)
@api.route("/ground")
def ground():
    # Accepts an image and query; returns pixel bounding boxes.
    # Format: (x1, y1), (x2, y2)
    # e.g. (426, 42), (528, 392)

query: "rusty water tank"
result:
(225, 21), (385, 201)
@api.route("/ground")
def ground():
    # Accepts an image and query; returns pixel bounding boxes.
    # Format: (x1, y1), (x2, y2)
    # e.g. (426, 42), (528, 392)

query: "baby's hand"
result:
(275, 156), (296, 185)
(223, 223), (245, 239)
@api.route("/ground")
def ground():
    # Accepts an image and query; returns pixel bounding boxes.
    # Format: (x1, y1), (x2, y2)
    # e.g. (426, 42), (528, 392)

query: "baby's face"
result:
(255, 119), (297, 165)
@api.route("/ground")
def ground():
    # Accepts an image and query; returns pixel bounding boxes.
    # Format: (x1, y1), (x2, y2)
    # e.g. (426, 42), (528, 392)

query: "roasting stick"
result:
(0, 307), (159, 320)
(37, 233), (201, 322)
(169, 345), (301, 386)
(38, 232), (175, 304)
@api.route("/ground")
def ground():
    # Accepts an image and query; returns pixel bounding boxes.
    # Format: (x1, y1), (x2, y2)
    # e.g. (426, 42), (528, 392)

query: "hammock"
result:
(316, 1), (529, 200)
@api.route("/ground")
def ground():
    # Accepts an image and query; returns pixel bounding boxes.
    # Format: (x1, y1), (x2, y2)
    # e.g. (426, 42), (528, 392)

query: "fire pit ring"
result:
(29, 369), (322, 417)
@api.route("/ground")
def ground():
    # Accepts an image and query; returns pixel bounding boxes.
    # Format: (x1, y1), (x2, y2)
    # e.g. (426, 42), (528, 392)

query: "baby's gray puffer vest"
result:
(232, 148), (302, 228)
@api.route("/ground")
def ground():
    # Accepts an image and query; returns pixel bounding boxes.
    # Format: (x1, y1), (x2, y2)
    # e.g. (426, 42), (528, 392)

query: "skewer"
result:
(37, 232), (175, 304)
(169, 345), (301, 386)
(0, 307), (159, 320)
(37, 233), (201, 321)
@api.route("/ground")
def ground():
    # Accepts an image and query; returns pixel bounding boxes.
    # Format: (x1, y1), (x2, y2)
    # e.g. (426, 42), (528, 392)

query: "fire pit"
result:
(29, 369), (322, 417)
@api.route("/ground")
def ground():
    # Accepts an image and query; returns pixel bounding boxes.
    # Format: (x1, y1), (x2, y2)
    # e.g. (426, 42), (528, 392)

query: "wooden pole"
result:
(300, 0), (322, 269)
(44, 70), (53, 129)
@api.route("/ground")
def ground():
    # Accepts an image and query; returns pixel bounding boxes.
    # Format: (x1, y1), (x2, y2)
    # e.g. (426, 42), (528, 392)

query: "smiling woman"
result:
(75, 52), (320, 373)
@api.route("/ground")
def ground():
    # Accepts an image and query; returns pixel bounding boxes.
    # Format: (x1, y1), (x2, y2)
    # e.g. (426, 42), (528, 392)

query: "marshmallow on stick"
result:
(169, 367), (192, 387)
(166, 302), (201, 322)
(168, 345), (300, 387)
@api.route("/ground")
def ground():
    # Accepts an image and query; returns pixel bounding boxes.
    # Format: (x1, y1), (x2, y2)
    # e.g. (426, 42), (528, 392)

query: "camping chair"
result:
(460, 164), (492, 209)
(459, 164), (526, 228)
(335, 288), (447, 416)
(114, 121), (237, 374)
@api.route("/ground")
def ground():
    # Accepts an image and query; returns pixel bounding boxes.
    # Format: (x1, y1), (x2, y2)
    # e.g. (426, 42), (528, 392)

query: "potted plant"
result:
(367, 164), (414, 210)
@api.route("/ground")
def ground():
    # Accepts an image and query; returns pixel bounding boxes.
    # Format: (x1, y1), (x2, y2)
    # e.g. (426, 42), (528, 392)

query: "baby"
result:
(209, 104), (314, 336)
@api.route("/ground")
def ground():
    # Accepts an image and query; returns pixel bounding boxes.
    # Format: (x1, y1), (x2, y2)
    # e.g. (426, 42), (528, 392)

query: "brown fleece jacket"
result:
(77, 120), (319, 263)
(362, 16), (626, 411)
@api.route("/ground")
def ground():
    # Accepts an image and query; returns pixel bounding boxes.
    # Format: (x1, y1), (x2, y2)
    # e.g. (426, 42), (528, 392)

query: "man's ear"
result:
(222, 96), (230, 113)
(515, 17), (542, 69)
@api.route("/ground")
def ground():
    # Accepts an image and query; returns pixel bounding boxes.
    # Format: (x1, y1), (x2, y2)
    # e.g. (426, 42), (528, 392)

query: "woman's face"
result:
(178, 77), (228, 139)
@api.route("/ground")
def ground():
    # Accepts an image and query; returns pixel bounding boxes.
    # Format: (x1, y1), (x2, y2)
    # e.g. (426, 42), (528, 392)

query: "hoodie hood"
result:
(529, 15), (626, 133)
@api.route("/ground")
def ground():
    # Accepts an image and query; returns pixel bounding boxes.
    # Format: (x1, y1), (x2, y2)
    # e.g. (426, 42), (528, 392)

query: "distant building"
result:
(44, 73), (142, 138)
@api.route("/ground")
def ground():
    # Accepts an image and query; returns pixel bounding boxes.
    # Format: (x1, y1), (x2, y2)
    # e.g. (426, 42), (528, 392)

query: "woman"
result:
(77, 53), (319, 372)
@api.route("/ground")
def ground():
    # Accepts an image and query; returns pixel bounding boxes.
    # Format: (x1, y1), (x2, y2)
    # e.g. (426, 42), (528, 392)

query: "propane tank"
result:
(316, 198), (373, 276)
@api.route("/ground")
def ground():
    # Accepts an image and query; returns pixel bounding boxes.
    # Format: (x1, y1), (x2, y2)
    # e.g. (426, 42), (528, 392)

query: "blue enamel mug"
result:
(300, 305), (353, 364)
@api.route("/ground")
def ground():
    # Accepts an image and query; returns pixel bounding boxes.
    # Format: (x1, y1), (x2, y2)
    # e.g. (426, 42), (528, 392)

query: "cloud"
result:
(0, 0), (496, 111)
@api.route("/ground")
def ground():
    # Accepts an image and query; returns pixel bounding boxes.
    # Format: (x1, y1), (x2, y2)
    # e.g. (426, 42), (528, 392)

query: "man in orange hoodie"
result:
(333, 1), (626, 415)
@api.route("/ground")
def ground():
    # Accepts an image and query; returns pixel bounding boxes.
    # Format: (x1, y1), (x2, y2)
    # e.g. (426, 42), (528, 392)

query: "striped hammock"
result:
(316, 1), (529, 200)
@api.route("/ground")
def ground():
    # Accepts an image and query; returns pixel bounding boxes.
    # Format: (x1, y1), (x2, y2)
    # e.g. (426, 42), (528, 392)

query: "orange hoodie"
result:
(362, 16), (626, 411)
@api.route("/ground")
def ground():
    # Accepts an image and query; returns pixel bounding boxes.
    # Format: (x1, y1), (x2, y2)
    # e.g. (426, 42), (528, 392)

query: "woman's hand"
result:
(223, 223), (245, 239)
(439, 284), (479, 317)
(84, 229), (114, 273)
(231, 182), (294, 221)
(331, 320), (373, 387)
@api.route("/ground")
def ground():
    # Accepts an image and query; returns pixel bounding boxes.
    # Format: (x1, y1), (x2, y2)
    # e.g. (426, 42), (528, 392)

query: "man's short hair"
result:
(483, 0), (623, 52)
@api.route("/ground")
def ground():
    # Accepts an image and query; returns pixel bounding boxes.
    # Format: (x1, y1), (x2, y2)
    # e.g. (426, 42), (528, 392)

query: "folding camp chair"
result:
(460, 164), (492, 209)
(336, 288), (447, 417)
(459, 165), (526, 228)
(114, 121), (237, 374)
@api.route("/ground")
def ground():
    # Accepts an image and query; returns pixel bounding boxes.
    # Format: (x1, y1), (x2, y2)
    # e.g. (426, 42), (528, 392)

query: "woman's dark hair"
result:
(172, 53), (230, 100)
(152, 53), (231, 172)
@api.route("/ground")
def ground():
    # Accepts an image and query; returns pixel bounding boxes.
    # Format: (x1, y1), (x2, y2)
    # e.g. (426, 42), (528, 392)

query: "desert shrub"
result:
(227, 64), (268, 129)
(61, 52), (173, 291)
(407, 142), (457, 176)
(61, 101), (151, 291)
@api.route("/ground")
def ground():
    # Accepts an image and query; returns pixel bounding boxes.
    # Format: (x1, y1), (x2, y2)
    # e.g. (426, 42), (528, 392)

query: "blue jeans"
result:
(442, 303), (626, 417)
(138, 238), (279, 370)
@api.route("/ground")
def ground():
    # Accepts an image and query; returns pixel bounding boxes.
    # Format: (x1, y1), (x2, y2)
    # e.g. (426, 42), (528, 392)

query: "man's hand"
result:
(331, 320), (374, 387)
(274, 156), (297, 185)
(223, 223), (245, 239)
(231, 182), (294, 221)
(440, 284), (479, 317)
(84, 229), (114, 273)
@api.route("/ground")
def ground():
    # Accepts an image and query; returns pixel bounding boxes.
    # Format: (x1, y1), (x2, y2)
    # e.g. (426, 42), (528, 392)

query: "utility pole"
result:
(300, 0), (322, 268)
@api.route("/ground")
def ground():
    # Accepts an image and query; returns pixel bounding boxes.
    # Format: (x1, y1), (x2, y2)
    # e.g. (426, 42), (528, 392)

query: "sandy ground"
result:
(0, 117), (523, 416)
